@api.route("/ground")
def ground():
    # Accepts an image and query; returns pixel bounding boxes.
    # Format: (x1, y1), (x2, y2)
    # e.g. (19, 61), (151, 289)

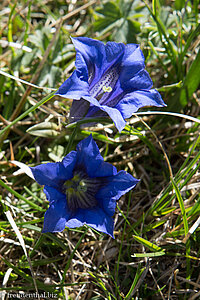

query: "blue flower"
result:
(55, 37), (166, 132)
(27, 135), (138, 237)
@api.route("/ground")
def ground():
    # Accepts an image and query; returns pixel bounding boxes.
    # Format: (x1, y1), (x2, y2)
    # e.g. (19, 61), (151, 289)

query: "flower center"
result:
(89, 67), (118, 103)
(64, 171), (102, 212)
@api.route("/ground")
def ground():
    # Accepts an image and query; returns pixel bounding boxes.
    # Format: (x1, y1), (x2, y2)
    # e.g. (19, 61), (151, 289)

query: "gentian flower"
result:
(14, 135), (138, 237)
(55, 37), (166, 132)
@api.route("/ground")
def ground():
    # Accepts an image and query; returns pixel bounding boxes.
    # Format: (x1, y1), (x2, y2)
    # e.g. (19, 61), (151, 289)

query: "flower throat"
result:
(64, 171), (102, 212)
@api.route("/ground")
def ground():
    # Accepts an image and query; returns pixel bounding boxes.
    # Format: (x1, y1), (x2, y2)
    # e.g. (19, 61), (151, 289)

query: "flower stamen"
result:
(64, 171), (102, 212)
(89, 67), (118, 100)
(103, 86), (112, 93)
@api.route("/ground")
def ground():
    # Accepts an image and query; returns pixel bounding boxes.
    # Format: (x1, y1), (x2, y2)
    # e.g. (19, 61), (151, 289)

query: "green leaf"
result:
(48, 144), (65, 161)
(171, 177), (189, 236)
(152, 206), (177, 216)
(29, 27), (52, 54)
(175, 0), (186, 10)
(181, 24), (200, 63)
(144, 1), (177, 71)
(27, 121), (60, 137)
(37, 64), (61, 88)
(80, 130), (114, 144)
(0, 271), (18, 280)
(133, 235), (163, 252)
(96, 1), (122, 18)
(179, 49), (200, 106)
(94, 1), (122, 33)
(94, 17), (119, 33)
(115, 19), (140, 43)
(0, 179), (44, 212)
(132, 252), (165, 258)
(19, 257), (63, 268)
(152, 0), (161, 16)
(125, 264), (148, 299)
(143, 220), (167, 232)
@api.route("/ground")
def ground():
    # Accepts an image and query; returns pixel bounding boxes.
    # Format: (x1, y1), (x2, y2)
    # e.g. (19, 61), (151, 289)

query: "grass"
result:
(0, 0), (200, 299)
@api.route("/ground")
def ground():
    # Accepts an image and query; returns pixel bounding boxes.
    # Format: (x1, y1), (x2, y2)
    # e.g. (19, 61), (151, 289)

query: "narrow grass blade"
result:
(132, 252), (165, 258)
(143, 0), (177, 70)
(179, 49), (200, 106)
(171, 178), (188, 236)
(0, 91), (55, 137)
(180, 24), (200, 63)
(61, 227), (88, 285)
(0, 255), (56, 292)
(125, 261), (149, 299)
(133, 235), (163, 252)
(0, 179), (44, 211)
(4, 211), (39, 297)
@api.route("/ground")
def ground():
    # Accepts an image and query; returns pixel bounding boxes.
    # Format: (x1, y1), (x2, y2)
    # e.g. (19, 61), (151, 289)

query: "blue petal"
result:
(43, 186), (64, 203)
(77, 93), (126, 132)
(115, 89), (166, 119)
(96, 171), (139, 216)
(30, 151), (77, 188)
(42, 187), (70, 233)
(75, 94), (126, 132)
(99, 104), (126, 132)
(30, 162), (66, 188)
(85, 104), (107, 119)
(97, 197), (117, 218)
(72, 37), (106, 70)
(62, 150), (77, 178)
(120, 45), (153, 91)
(65, 206), (114, 237)
(120, 69), (153, 91)
(74, 51), (89, 81)
(121, 44), (145, 77)
(92, 160), (117, 177)
(76, 135), (117, 177)
(72, 37), (124, 88)
(55, 70), (90, 100)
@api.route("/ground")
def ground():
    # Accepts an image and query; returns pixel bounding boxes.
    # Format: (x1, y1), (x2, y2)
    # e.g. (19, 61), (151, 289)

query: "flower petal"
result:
(120, 69), (153, 91)
(76, 135), (117, 177)
(96, 171), (139, 216)
(111, 45), (153, 95)
(121, 44), (145, 77)
(43, 186), (65, 203)
(30, 162), (66, 188)
(42, 188), (70, 233)
(62, 150), (77, 178)
(72, 37), (124, 87)
(100, 104), (126, 132)
(30, 151), (77, 188)
(115, 89), (166, 119)
(72, 37), (106, 70)
(65, 206), (114, 237)
(76, 93), (126, 132)
(55, 70), (90, 100)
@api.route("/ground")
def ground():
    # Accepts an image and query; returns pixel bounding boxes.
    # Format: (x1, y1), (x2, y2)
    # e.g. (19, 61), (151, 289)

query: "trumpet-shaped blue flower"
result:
(26, 135), (138, 237)
(56, 37), (166, 132)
